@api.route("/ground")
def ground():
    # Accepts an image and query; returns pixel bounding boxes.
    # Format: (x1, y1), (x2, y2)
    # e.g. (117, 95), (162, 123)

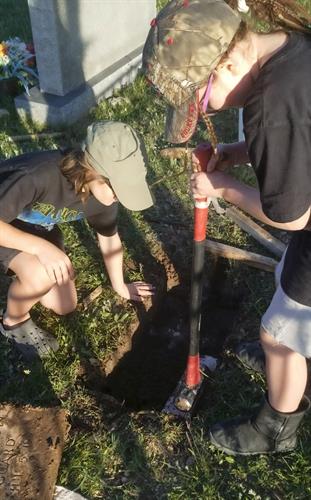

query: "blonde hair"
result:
(60, 150), (104, 203)
(206, 0), (311, 147)
(227, 0), (311, 34)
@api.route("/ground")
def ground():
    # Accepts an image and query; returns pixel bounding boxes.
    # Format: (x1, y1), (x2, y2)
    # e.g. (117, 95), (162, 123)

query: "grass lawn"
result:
(0, 1), (311, 499)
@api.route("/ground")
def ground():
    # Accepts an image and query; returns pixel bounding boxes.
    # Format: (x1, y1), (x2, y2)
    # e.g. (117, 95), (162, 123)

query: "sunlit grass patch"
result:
(1, 2), (311, 499)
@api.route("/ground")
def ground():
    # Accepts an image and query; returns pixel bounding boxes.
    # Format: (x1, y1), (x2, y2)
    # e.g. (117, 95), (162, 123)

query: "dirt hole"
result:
(85, 261), (246, 411)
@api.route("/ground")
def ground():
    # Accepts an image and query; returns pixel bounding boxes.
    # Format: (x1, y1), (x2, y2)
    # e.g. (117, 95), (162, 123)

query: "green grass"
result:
(0, 1), (311, 499)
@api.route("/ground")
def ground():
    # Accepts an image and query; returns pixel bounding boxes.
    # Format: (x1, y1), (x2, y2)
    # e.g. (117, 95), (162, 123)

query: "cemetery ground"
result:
(1, 77), (311, 500)
(1, 3), (311, 498)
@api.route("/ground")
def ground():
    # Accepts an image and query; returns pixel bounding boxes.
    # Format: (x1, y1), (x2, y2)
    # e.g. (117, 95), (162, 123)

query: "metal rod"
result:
(189, 239), (206, 356)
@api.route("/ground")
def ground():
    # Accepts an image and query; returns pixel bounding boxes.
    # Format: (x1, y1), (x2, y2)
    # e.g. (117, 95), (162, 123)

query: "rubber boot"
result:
(0, 311), (59, 361)
(209, 395), (310, 456)
(234, 340), (265, 374)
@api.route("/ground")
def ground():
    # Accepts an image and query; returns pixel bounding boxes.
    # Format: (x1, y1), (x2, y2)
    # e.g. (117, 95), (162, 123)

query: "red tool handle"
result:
(185, 199), (209, 387)
(184, 145), (212, 388)
(193, 197), (209, 241)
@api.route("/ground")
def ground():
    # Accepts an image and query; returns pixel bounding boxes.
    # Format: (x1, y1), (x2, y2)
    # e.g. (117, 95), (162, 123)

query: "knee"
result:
(22, 265), (54, 295)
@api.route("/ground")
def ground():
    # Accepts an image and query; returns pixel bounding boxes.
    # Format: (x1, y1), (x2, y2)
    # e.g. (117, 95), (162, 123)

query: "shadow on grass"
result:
(57, 186), (247, 496)
(59, 210), (173, 495)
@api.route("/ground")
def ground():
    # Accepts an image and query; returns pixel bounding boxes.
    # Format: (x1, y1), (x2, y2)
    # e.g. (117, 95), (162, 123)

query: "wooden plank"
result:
(226, 206), (286, 258)
(8, 132), (64, 142)
(80, 285), (103, 309)
(205, 239), (278, 272)
(160, 147), (193, 159)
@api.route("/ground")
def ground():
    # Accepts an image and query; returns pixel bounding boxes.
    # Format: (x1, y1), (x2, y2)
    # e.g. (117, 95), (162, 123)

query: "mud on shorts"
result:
(261, 250), (311, 359)
(0, 219), (64, 274)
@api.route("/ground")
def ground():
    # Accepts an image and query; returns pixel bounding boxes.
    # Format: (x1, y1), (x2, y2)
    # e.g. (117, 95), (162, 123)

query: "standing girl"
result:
(143, 0), (311, 455)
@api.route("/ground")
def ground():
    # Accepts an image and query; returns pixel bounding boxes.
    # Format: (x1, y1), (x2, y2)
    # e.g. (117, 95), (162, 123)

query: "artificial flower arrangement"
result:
(0, 37), (38, 95)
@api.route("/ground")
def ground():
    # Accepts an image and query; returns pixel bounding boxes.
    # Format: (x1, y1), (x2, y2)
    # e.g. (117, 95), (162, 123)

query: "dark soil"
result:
(80, 258), (246, 411)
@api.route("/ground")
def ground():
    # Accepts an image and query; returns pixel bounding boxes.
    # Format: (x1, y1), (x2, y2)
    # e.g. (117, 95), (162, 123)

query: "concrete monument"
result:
(15, 0), (156, 126)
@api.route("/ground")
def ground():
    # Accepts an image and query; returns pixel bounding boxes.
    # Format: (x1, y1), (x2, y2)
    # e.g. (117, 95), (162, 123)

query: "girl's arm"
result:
(97, 232), (155, 302)
(215, 141), (250, 169)
(191, 171), (310, 231)
(193, 141), (250, 173)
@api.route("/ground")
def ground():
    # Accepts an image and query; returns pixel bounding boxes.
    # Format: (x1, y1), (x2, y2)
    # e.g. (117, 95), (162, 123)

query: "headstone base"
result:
(15, 46), (142, 127)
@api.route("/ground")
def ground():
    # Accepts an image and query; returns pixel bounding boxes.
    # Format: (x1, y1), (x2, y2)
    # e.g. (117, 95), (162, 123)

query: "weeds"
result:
(0, 1), (310, 499)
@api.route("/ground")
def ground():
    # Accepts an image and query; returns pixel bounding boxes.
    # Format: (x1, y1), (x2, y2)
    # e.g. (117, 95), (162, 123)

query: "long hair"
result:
(206, 0), (311, 148)
(60, 150), (103, 203)
(227, 0), (311, 34)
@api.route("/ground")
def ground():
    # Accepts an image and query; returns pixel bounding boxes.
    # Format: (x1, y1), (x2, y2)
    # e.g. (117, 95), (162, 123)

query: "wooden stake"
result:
(160, 147), (193, 159)
(80, 285), (103, 310)
(205, 239), (278, 272)
(226, 206), (286, 258)
(8, 132), (64, 142)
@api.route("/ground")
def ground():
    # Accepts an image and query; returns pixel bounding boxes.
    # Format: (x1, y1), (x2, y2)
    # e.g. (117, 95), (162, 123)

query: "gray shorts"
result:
(0, 219), (64, 274)
(261, 250), (311, 358)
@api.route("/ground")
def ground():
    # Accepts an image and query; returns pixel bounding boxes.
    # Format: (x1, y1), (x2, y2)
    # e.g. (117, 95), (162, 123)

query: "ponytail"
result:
(60, 150), (103, 203)
(227, 0), (311, 34)
(203, 1), (311, 153)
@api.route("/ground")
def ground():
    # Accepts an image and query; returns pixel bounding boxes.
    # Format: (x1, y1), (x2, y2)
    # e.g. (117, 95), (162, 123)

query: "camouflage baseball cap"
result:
(83, 121), (154, 211)
(143, 0), (241, 143)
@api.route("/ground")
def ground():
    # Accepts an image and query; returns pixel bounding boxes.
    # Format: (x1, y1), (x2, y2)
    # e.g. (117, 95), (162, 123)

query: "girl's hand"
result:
(190, 170), (228, 199)
(192, 143), (230, 173)
(34, 240), (75, 286)
(113, 282), (156, 302)
(193, 142), (248, 173)
(205, 144), (232, 172)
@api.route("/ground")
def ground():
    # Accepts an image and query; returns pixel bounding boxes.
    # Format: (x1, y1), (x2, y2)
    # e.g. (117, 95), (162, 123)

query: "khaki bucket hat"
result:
(83, 121), (154, 211)
(143, 0), (241, 143)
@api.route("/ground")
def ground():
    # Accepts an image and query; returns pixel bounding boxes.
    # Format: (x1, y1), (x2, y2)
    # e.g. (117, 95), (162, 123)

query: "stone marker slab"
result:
(0, 405), (70, 500)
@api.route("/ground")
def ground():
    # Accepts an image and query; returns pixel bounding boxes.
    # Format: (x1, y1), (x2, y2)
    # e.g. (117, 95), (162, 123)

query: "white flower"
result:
(237, 0), (249, 13)
(0, 36), (38, 93)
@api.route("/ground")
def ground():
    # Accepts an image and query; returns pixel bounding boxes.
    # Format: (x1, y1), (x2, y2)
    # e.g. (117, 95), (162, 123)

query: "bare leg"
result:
(40, 279), (77, 315)
(4, 252), (76, 326)
(260, 327), (307, 412)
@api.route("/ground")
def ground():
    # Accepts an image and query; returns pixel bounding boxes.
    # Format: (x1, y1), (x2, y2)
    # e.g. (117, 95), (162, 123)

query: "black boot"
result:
(234, 340), (265, 374)
(209, 395), (310, 456)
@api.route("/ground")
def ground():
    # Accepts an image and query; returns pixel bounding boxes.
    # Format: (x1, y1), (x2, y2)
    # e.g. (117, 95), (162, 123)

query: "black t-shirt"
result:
(0, 149), (118, 236)
(243, 32), (311, 306)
